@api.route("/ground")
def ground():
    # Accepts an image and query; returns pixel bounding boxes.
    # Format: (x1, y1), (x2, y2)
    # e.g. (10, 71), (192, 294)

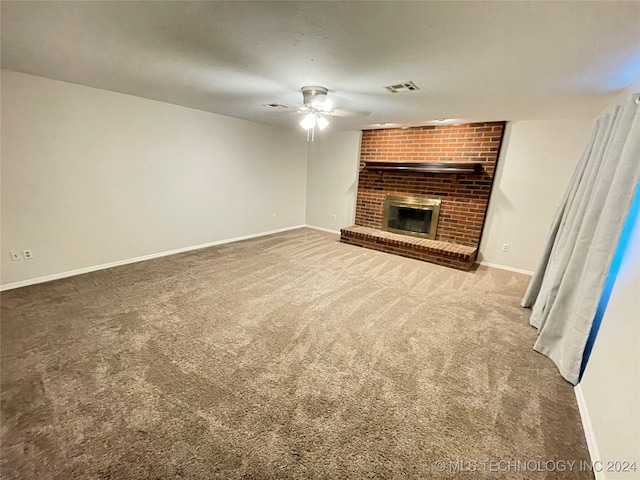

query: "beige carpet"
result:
(1, 228), (592, 479)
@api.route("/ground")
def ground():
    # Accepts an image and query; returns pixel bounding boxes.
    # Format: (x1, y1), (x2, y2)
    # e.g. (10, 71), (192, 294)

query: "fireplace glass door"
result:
(383, 196), (441, 240)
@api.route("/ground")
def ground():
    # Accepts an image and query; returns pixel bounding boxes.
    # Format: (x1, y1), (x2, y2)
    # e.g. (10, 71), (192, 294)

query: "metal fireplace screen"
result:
(383, 195), (441, 240)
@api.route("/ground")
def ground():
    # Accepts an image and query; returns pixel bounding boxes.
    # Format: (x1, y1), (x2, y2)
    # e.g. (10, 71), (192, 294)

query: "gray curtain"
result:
(522, 92), (640, 385)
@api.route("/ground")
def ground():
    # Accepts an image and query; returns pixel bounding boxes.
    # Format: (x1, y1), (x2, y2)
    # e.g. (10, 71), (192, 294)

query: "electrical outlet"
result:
(10, 251), (23, 262)
(502, 243), (510, 252)
(23, 249), (33, 259)
(272, 214), (276, 220)
(332, 214), (337, 221)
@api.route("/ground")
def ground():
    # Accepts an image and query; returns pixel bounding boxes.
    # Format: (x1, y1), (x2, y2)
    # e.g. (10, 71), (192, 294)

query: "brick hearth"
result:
(340, 225), (477, 270)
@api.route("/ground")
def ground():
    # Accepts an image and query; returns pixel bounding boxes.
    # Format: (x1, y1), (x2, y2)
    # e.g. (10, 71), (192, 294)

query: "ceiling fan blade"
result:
(328, 108), (371, 118)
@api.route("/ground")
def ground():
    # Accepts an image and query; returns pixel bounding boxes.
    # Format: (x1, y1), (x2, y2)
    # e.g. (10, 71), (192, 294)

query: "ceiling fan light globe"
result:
(300, 113), (316, 130)
(317, 116), (329, 130)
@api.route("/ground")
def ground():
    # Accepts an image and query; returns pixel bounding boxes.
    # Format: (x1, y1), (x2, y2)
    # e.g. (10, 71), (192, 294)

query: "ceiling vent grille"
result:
(385, 81), (420, 93)
(262, 103), (290, 110)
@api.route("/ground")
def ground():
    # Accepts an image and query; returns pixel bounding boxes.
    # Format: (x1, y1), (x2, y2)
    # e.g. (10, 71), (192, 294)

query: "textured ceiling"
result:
(2, 1), (639, 131)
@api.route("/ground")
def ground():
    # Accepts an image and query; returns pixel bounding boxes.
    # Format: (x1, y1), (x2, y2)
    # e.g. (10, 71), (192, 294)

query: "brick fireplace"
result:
(340, 122), (505, 270)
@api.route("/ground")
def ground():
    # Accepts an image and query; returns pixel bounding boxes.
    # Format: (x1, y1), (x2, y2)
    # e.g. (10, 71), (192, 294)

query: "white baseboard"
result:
(304, 224), (341, 235)
(477, 261), (534, 276)
(0, 225), (306, 292)
(574, 384), (604, 480)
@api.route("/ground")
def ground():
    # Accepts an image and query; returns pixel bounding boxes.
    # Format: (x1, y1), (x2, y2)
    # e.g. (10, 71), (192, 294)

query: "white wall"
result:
(479, 118), (594, 272)
(1, 70), (308, 287)
(305, 130), (362, 232)
(578, 204), (639, 479)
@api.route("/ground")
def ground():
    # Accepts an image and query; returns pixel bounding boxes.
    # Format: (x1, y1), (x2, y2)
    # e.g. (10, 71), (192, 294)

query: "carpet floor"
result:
(1, 228), (592, 479)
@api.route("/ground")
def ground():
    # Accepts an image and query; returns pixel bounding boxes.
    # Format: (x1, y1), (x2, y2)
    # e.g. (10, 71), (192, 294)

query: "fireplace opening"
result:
(383, 195), (441, 240)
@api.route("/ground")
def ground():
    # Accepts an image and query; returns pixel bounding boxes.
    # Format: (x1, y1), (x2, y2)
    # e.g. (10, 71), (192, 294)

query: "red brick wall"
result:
(356, 122), (505, 247)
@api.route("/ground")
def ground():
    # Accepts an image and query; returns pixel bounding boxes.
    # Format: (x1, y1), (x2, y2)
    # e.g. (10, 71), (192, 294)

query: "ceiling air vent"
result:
(385, 81), (420, 93)
(262, 103), (290, 110)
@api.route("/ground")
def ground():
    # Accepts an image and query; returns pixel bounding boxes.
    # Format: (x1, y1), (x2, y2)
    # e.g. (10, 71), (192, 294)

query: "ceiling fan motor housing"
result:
(301, 86), (329, 109)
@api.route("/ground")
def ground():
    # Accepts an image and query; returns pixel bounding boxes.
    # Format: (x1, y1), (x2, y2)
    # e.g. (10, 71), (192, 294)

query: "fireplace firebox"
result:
(383, 195), (441, 240)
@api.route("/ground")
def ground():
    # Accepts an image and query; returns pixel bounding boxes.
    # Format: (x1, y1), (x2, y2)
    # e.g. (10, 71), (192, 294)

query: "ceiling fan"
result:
(295, 86), (367, 142)
(298, 86), (332, 133)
